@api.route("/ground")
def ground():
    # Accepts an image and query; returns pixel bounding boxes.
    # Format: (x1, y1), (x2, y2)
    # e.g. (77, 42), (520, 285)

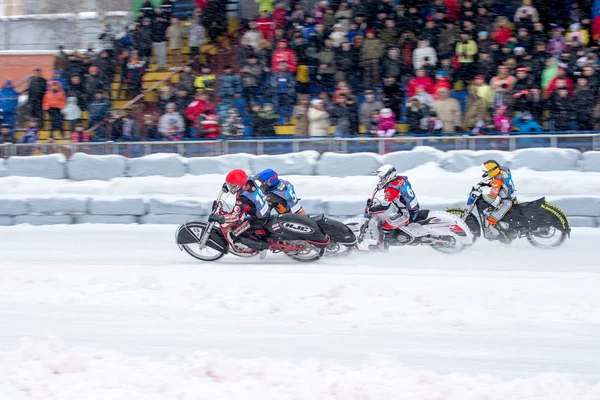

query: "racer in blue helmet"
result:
(255, 169), (305, 215)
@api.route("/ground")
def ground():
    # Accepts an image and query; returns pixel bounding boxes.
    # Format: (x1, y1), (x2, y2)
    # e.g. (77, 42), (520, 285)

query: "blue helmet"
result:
(256, 169), (279, 188)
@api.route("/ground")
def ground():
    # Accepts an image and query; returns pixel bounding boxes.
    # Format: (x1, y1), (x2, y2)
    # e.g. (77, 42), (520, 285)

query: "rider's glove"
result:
(221, 183), (229, 193)
(208, 214), (225, 224)
(471, 187), (482, 198)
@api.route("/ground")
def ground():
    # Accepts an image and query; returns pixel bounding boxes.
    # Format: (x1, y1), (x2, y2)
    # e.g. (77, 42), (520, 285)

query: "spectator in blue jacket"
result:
(512, 111), (543, 133)
(217, 64), (242, 110)
(0, 80), (18, 130)
(88, 92), (111, 139)
(51, 70), (68, 91)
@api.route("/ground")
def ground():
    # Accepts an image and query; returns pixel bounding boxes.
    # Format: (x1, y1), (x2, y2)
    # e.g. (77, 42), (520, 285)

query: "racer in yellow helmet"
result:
(479, 160), (517, 237)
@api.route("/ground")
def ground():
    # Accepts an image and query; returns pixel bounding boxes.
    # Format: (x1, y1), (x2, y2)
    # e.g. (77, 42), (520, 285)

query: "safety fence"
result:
(1, 132), (600, 158)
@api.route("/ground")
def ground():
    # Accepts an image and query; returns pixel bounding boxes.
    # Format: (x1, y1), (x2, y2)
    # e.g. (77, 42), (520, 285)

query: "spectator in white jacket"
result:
(308, 99), (330, 136)
(413, 39), (437, 70)
(242, 20), (263, 49)
(514, 0), (539, 23)
(158, 103), (186, 139)
(187, 18), (206, 59)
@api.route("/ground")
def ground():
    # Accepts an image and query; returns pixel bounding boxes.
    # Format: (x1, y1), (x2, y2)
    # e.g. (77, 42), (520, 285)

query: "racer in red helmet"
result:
(209, 169), (271, 251)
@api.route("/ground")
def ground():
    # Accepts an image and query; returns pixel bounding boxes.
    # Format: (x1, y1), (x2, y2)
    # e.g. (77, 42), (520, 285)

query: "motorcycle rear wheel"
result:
(429, 236), (466, 254)
(526, 227), (567, 249)
(284, 240), (326, 262)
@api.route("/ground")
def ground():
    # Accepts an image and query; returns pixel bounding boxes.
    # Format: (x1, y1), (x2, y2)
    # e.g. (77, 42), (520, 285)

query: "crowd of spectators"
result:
(5, 0), (600, 144)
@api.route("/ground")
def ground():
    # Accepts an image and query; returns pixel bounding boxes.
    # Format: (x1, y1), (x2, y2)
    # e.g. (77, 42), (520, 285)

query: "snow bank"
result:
(383, 146), (446, 171)
(0, 158), (6, 177)
(0, 216), (13, 225)
(580, 151), (600, 173)
(27, 197), (88, 214)
(14, 215), (72, 225)
(5, 154), (66, 179)
(315, 152), (382, 176)
(89, 198), (146, 216)
(325, 199), (366, 216)
(67, 153), (128, 181)
(0, 199), (27, 215)
(567, 216), (598, 228)
(188, 153), (253, 175)
(76, 215), (138, 224)
(550, 197), (600, 217)
(128, 154), (186, 178)
(148, 198), (207, 215)
(140, 214), (205, 224)
(249, 151), (319, 175)
(1, 339), (599, 400)
(511, 148), (580, 171)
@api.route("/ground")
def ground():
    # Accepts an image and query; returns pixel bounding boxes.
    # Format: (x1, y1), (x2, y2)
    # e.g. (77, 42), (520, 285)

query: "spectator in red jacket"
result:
(492, 16), (512, 45)
(273, 2), (287, 29)
(546, 73), (575, 99)
(256, 11), (276, 41)
(197, 109), (220, 138)
(184, 91), (214, 128)
(407, 68), (434, 97)
(271, 39), (297, 72)
(433, 70), (452, 100)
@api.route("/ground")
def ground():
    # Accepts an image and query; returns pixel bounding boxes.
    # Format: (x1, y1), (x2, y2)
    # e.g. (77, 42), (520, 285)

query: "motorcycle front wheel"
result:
(178, 222), (227, 262)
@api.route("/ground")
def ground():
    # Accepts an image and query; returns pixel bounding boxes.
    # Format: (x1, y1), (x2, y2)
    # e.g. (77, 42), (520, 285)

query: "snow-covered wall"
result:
(0, 148), (599, 226)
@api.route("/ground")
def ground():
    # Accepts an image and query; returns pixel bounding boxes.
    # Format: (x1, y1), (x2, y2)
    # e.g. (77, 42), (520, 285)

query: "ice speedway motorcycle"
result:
(176, 190), (357, 262)
(346, 190), (475, 254)
(446, 183), (571, 249)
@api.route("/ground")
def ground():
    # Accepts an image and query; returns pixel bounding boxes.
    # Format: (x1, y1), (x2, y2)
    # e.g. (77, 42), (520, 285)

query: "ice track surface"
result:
(1, 225), (599, 399)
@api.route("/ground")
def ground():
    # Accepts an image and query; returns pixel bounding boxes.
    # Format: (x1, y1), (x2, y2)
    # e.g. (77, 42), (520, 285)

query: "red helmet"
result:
(225, 169), (248, 193)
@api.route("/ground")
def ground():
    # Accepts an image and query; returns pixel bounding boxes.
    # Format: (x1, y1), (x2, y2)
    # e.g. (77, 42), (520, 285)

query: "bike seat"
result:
(412, 210), (430, 222)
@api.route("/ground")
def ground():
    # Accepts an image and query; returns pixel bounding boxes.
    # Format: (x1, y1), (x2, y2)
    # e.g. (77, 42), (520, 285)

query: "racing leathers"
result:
(367, 176), (420, 231)
(217, 180), (272, 251)
(481, 167), (517, 228)
(262, 179), (305, 215)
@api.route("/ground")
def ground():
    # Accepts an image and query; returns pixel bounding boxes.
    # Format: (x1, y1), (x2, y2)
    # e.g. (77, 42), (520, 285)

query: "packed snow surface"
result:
(1, 225), (600, 399)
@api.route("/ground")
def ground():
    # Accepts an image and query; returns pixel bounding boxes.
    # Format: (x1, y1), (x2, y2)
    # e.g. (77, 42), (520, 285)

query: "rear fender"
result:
(313, 215), (357, 245)
(446, 206), (482, 238)
(417, 211), (475, 246)
(541, 201), (571, 236)
(269, 213), (330, 246)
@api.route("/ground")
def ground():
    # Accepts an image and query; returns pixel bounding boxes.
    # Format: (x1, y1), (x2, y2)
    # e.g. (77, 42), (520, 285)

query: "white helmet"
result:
(374, 164), (398, 190)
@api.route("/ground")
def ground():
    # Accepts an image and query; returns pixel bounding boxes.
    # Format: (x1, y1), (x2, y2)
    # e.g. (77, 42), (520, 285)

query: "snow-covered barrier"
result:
(148, 199), (206, 215)
(580, 151), (600, 172)
(0, 158), (6, 177)
(325, 199), (365, 217)
(27, 197), (88, 214)
(315, 153), (382, 177)
(188, 153), (253, 175)
(89, 198), (146, 216)
(550, 197), (600, 217)
(0, 199), (28, 215)
(14, 215), (73, 225)
(510, 148), (580, 171)
(0, 216), (13, 226)
(567, 216), (598, 228)
(5, 154), (66, 179)
(140, 214), (205, 224)
(383, 147), (446, 171)
(67, 153), (128, 181)
(128, 154), (187, 178)
(249, 151), (319, 175)
(77, 215), (139, 224)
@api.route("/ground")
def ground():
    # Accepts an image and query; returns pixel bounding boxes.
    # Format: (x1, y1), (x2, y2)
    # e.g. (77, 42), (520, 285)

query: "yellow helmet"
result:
(481, 160), (501, 180)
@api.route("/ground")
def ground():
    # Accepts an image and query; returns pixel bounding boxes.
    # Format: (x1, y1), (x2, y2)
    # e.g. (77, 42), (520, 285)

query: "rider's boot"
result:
(368, 228), (392, 251)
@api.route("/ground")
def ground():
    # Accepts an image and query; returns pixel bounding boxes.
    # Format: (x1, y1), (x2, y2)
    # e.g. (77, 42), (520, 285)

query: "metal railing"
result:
(2, 132), (600, 158)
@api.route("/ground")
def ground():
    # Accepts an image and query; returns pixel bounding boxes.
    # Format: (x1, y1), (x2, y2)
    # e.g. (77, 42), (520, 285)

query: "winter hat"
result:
(166, 102), (176, 110)
(380, 108), (393, 118)
(311, 99), (323, 106)
(366, 29), (375, 35)
(577, 56), (588, 64)
(478, 31), (489, 38)
(514, 46), (525, 53)
(436, 70), (447, 77)
(570, 23), (581, 31)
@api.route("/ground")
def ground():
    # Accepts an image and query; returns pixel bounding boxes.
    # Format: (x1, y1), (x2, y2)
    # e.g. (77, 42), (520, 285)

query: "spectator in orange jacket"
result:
(43, 81), (67, 139)
(271, 39), (297, 72)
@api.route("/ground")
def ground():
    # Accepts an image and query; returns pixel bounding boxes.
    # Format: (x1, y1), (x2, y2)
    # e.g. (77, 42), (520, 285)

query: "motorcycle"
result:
(309, 214), (357, 256)
(175, 191), (331, 262)
(347, 190), (475, 254)
(446, 183), (571, 248)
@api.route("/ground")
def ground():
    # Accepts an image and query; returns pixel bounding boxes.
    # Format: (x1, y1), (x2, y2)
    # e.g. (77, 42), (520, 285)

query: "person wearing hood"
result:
(382, 47), (411, 82)
(376, 107), (396, 137)
(512, 111), (542, 132)
(433, 71), (452, 100)
(42, 81), (67, 139)
(493, 104), (512, 133)
(0, 80), (18, 129)
(271, 40), (298, 73)
(413, 39), (437, 70)
(546, 67), (575, 98)
(51, 69), (68, 91)
(308, 99), (330, 136)
(158, 103), (185, 140)
(60, 96), (82, 132)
